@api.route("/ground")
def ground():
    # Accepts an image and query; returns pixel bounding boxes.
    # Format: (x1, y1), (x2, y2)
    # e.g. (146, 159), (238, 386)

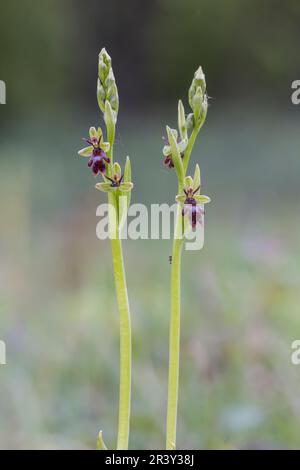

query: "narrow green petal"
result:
(195, 195), (211, 204)
(78, 146), (93, 157)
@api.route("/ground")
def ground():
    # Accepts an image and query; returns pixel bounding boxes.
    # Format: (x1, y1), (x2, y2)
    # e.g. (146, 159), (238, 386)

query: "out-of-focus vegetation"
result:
(0, 0), (300, 450)
(0, 108), (300, 449)
(1, 0), (300, 113)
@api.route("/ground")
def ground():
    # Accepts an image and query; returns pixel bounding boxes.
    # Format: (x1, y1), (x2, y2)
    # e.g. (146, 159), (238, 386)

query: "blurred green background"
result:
(0, 0), (300, 450)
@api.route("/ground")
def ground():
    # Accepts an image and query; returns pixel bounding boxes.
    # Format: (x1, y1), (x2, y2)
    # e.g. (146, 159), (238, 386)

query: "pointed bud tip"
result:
(195, 66), (205, 80)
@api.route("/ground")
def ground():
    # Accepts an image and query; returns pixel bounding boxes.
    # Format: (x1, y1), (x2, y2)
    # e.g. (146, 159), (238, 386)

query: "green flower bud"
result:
(194, 66), (206, 94)
(97, 48), (119, 119)
(192, 86), (203, 122)
(98, 48), (112, 82)
(188, 66), (207, 127)
(97, 80), (106, 113)
(178, 100), (187, 140)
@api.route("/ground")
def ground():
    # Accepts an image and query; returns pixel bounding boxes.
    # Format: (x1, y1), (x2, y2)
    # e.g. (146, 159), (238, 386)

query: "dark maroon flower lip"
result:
(164, 155), (175, 169)
(182, 185), (204, 230)
(84, 135), (110, 176)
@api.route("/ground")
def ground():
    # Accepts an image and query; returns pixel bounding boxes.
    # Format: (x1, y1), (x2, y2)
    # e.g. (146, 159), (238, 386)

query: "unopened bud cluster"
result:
(162, 66), (210, 232)
(78, 48), (133, 220)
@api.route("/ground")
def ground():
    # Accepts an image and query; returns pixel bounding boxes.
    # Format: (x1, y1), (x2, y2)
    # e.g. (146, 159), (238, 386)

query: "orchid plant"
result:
(162, 67), (211, 450)
(78, 49), (133, 450)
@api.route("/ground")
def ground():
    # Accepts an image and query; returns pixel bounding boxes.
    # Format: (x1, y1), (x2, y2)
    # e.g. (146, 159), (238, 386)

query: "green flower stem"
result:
(183, 126), (199, 174)
(107, 122), (131, 450)
(166, 183), (185, 450)
(110, 224), (131, 450)
(166, 124), (199, 448)
(166, 228), (183, 449)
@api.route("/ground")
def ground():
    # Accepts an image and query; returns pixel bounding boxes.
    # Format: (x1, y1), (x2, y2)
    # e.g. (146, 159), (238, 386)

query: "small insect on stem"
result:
(169, 255), (173, 265)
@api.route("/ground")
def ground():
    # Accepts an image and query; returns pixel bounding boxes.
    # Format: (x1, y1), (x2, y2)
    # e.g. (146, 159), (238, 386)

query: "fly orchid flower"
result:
(162, 128), (188, 169)
(78, 126), (110, 175)
(95, 161), (133, 193)
(176, 174), (211, 231)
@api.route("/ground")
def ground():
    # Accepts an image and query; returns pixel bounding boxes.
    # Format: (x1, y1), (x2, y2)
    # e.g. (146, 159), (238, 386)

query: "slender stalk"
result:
(166, 196), (184, 449)
(165, 65), (209, 450)
(110, 228), (131, 450)
(107, 123), (131, 450)
(166, 127), (200, 450)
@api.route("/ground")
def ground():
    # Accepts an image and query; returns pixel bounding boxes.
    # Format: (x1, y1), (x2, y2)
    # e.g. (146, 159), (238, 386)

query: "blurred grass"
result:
(0, 107), (300, 449)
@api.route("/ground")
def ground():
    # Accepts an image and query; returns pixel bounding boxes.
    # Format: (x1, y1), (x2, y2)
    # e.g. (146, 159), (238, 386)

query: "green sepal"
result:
(194, 194), (211, 204)
(95, 182), (115, 193)
(78, 146), (93, 157)
(89, 126), (101, 140)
